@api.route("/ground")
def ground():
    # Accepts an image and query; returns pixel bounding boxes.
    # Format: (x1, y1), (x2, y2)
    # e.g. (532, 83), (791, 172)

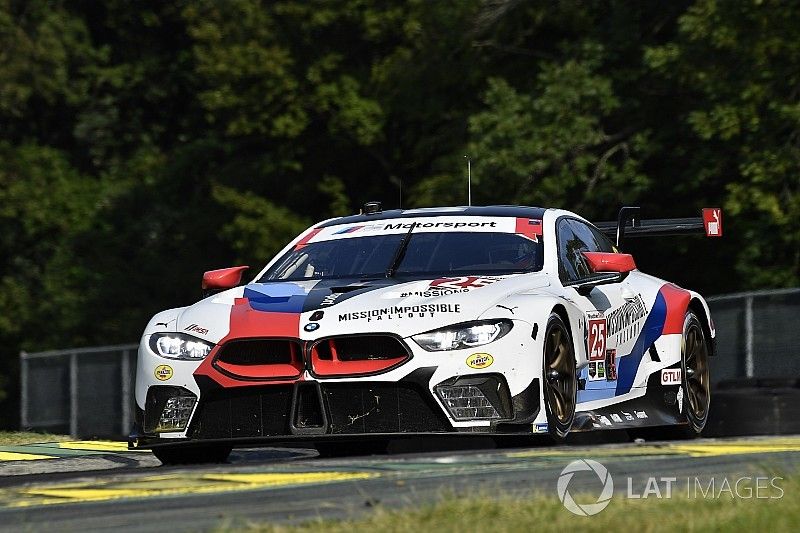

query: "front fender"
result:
(478, 293), (585, 367)
(142, 307), (186, 336)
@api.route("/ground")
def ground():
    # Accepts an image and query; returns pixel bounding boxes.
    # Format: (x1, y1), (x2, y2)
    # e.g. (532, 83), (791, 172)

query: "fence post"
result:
(121, 349), (131, 436)
(745, 295), (754, 378)
(70, 352), (79, 437)
(20, 352), (28, 429)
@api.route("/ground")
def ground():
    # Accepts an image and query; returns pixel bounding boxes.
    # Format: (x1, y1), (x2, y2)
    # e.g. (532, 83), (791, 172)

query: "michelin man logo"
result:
(557, 459), (614, 516)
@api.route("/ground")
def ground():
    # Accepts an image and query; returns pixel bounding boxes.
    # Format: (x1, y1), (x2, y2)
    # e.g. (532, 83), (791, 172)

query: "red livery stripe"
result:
(294, 227), (322, 250)
(226, 298), (301, 338)
(515, 217), (543, 241)
(659, 283), (692, 335)
(194, 298), (303, 387)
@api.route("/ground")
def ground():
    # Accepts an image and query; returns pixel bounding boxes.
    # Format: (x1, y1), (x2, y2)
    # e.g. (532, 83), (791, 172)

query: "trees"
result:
(0, 1), (797, 423)
(645, 0), (800, 287)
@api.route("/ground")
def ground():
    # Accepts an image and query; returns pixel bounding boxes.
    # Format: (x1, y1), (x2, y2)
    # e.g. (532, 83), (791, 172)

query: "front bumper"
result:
(130, 372), (541, 449)
(132, 318), (545, 448)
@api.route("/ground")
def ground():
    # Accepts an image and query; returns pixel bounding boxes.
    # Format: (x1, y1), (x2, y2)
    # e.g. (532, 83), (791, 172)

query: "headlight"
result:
(412, 320), (513, 351)
(149, 333), (214, 360)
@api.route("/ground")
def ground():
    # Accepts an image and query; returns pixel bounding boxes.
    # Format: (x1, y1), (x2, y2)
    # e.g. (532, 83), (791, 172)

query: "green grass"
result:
(219, 475), (799, 532)
(0, 431), (71, 446)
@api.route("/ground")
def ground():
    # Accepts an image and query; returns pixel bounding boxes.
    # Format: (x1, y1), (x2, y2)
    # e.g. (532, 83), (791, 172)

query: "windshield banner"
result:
(310, 216), (539, 243)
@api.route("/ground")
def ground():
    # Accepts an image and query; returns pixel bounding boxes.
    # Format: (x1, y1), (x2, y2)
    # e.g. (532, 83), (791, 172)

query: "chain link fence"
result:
(18, 288), (800, 438)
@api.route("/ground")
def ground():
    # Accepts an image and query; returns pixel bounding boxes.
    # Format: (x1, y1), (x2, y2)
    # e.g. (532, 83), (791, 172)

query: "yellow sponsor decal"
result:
(466, 352), (493, 369)
(154, 364), (173, 381)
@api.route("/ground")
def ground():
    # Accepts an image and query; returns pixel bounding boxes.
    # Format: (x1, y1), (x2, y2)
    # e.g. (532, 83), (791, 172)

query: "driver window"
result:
(557, 219), (614, 283)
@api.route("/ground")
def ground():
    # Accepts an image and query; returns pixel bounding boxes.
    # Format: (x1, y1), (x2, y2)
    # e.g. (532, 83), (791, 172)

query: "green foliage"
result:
(0, 0), (799, 422)
(0, 1), (97, 117)
(0, 142), (103, 340)
(185, 0), (307, 139)
(463, 62), (649, 217)
(213, 185), (310, 265)
(645, 0), (800, 287)
(317, 176), (352, 218)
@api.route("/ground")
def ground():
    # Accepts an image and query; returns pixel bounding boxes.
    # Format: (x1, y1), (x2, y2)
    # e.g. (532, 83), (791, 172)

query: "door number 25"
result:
(588, 318), (607, 361)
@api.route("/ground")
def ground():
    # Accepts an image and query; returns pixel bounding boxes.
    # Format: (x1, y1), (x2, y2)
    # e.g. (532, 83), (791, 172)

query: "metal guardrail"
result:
(706, 287), (800, 384)
(18, 288), (800, 438)
(20, 344), (138, 438)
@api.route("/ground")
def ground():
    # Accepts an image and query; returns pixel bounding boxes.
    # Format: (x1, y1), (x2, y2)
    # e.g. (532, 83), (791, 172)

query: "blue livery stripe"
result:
(615, 291), (667, 395)
(577, 365), (617, 404)
(333, 225), (363, 234)
(244, 284), (309, 313)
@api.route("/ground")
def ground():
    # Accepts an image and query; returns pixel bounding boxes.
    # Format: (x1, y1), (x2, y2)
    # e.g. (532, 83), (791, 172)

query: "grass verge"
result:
(219, 474), (798, 532)
(0, 431), (71, 446)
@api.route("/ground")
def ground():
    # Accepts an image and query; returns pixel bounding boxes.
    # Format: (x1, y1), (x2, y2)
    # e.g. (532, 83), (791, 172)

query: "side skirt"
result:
(572, 364), (688, 431)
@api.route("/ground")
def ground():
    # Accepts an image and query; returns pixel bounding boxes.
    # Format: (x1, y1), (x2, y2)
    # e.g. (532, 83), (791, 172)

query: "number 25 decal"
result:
(430, 276), (498, 290)
(587, 318), (607, 361)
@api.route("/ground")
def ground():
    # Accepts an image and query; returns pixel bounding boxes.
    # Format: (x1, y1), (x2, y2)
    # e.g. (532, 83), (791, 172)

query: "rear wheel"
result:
(682, 310), (711, 435)
(542, 313), (577, 439)
(152, 445), (232, 465)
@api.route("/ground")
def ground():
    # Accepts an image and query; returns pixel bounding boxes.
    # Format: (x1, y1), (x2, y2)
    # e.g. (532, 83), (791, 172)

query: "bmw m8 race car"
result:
(130, 204), (722, 464)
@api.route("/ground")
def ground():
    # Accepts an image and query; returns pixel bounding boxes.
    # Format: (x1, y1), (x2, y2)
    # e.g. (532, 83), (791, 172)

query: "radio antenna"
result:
(389, 175), (403, 209)
(465, 155), (472, 206)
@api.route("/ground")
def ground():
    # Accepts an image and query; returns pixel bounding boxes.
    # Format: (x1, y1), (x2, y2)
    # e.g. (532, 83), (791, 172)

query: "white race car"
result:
(129, 204), (720, 464)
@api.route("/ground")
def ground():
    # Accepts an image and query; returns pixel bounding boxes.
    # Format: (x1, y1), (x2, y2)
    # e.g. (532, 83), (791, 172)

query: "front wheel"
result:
(542, 312), (577, 439)
(152, 445), (232, 465)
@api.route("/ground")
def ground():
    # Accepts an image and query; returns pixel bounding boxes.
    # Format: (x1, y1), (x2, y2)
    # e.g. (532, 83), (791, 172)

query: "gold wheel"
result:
(682, 311), (710, 433)
(543, 313), (577, 437)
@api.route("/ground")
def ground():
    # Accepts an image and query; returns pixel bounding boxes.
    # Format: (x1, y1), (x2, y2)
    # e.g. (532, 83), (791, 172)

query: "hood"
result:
(173, 273), (550, 343)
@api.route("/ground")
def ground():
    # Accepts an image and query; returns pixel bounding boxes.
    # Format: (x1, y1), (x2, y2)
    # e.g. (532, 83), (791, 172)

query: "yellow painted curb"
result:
(509, 437), (800, 459)
(0, 452), (56, 461)
(1, 471), (376, 508)
(56, 441), (134, 452)
(670, 441), (800, 457)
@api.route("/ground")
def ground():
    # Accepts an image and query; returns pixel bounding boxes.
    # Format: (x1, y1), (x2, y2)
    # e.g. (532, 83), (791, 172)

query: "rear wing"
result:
(594, 207), (722, 251)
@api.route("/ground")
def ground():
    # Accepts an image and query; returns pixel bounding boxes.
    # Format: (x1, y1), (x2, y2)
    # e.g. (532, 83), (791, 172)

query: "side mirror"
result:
(575, 252), (636, 296)
(202, 266), (249, 296)
(583, 252), (636, 274)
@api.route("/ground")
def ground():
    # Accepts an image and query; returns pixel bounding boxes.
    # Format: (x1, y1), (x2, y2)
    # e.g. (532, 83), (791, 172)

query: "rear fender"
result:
(687, 291), (716, 355)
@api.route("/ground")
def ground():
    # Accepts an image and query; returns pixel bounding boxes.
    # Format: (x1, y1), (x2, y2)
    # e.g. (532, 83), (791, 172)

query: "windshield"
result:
(261, 231), (543, 281)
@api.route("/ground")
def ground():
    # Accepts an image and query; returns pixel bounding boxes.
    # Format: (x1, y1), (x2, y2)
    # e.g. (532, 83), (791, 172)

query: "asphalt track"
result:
(0, 435), (799, 531)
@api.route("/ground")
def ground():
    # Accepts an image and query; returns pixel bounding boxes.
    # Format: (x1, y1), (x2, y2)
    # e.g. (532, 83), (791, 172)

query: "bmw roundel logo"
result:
(304, 323), (320, 332)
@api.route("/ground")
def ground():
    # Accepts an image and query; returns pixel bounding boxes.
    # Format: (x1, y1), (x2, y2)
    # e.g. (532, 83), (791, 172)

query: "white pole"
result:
(20, 351), (28, 429)
(745, 296), (754, 378)
(70, 352), (78, 437)
(121, 349), (131, 436)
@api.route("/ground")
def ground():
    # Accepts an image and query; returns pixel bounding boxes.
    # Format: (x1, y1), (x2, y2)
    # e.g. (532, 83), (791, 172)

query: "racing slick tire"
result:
(152, 445), (232, 465)
(660, 309), (711, 440)
(681, 310), (711, 436)
(542, 312), (577, 440)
